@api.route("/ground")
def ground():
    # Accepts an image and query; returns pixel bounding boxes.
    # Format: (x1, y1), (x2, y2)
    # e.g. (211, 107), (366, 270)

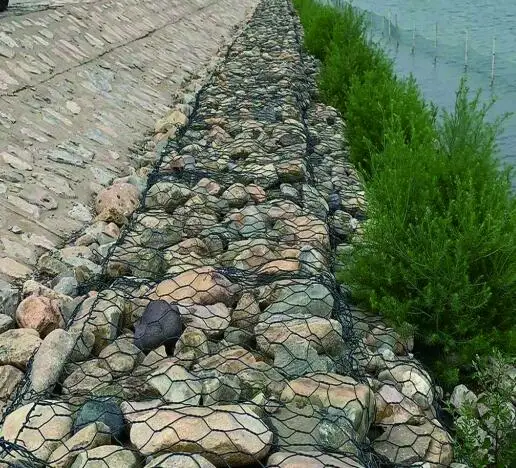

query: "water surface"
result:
(325, 0), (516, 179)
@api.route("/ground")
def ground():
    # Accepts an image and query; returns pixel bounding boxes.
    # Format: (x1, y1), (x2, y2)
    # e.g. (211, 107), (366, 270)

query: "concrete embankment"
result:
(0, 1), (453, 466)
(0, 0), (257, 281)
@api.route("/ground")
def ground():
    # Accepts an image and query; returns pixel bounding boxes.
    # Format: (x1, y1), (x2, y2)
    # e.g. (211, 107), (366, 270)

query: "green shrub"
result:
(317, 5), (387, 111)
(452, 351), (516, 467)
(293, 0), (516, 389)
(339, 83), (516, 387)
(347, 71), (436, 172)
(294, 1), (339, 61)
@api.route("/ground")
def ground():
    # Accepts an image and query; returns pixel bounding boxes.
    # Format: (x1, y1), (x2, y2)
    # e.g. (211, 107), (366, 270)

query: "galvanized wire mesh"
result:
(0, 0), (453, 467)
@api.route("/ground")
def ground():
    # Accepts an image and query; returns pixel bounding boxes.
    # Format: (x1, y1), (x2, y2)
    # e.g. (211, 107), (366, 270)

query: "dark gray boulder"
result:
(74, 397), (125, 441)
(134, 300), (182, 353)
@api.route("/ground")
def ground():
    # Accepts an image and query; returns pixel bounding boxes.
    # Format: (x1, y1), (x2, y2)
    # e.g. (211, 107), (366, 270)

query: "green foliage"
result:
(293, 0), (516, 388)
(294, 0), (339, 61)
(317, 5), (387, 110)
(452, 351), (516, 467)
(340, 83), (516, 386)
(294, 0), (391, 117)
(347, 71), (436, 172)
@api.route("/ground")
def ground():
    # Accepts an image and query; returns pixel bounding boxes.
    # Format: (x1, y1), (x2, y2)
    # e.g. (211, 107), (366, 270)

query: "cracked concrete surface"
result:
(0, 0), (258, 281)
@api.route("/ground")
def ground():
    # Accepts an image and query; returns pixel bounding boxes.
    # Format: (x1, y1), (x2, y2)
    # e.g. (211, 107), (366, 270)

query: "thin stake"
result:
(464, 29), (469, 71)
(388, 10), (391, 40)
(491, 36), (496, 86)
(411, 23), (416, 55)
(395, 13), (399, 49)
(434, 22), (438, 65)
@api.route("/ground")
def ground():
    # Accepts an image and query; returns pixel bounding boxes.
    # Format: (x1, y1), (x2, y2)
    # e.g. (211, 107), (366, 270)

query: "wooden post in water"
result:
(395, 13), (399, 50)
(464, 29), (469, 71)
(434, 22), (438, 66)
(411, 23), (416, 55)
(388, 10), (391, 40)
(490, 36), (496, 86)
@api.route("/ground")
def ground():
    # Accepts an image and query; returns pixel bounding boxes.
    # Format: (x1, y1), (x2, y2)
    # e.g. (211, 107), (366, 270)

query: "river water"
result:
(324, 0), (516, 180)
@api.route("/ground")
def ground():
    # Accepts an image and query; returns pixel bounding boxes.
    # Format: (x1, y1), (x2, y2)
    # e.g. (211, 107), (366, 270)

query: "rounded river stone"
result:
(134, 300), (182, 353)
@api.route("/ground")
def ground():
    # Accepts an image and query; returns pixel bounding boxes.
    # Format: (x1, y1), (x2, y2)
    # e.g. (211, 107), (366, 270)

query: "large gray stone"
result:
(29, 329), (76, 394)
(3, 400), (73, 462)
(70, 445), (138, 468)
(0, 364), (24, 400)
(148, 360), (201, 405)
(0, 280), (19, 318)
(73, 398), (125, 441)
(144, 453), (215, 468)
(450, 384), (477, 410)
(199, 369), (241, 405)
(262, 281), (334, 320)
(274, 341), (334, 378)
(0, 313), (14, 333)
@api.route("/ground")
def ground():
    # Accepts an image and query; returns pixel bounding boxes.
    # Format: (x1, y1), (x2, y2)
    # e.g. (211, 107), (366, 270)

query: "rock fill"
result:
(0, 1), (453, 467)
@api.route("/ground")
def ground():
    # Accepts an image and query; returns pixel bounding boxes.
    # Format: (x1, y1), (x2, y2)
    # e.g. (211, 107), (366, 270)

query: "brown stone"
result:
(144, 453), (215, 468)
(255, 315), (343, 357)
(0, 328), (42, 369)
(245, 184), (267, 203)
(16, 295), (64, 337)
(62, 359), (113, 395)
(231, 292), (261, 331)
(129, 404), (272, 466)
(71, 445), (139, 468)
(265, 200), (300, 221)
(149, 267), (238, 306)
(47, 422), (111, 468)
(155, 109), (188, 134)
(267, 451), (365, 467)
(194, 178), (222, 196)
(98, 338), (144, 376)
(372, 418), (453, 465)
(3, 401), (73, 462)
(173, 238), (210, 256)
(228, 241), (277, 270)
(257, 260), (300, 275)
(378, 364), (434, 410)
(221, 183), (250, 208)
(280, 373), (375, 440)
(148, 359), (202, 404)
(375, 384), (424, 425)
(0, 365), (23, 400)
(275, 215), (329, 248)
(95, 182), (139, 222)
(194, 346), (284, 398)
(174, 327), (209, 366)
(195, 346), (258, 376)
(208, 125), (232, 147)
(178, 302), (231, 337)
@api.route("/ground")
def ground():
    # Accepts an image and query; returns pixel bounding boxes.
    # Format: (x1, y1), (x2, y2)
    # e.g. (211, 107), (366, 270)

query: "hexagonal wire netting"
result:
(0, 1), (452, 467)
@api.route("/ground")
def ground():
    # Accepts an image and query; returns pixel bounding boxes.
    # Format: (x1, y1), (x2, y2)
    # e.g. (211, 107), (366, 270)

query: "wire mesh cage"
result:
(0, 1), (453, 467)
